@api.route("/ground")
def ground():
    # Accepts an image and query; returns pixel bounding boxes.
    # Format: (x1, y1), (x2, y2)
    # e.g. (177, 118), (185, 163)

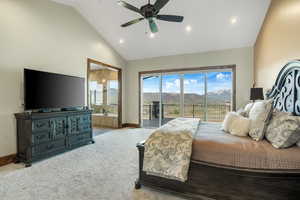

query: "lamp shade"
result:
(250, 88), (264, 101)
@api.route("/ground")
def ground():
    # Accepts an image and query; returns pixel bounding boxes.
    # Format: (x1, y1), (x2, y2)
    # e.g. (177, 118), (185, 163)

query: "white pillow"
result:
(248, 99), (273, 141)
(229, 115), (251, 137)
(236, 108), (247, 117)
(222, 112), (239, 132)
(243, 102), (254, 117)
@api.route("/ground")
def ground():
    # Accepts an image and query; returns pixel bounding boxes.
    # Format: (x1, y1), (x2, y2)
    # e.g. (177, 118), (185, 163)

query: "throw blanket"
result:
(143, 118), (201, 182)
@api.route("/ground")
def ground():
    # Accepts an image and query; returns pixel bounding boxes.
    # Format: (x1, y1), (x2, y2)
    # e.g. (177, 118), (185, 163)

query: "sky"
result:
(142, 72), (232, 94)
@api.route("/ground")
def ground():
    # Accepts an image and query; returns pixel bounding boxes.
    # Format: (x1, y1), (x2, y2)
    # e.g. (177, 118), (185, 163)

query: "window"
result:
(107, 80), (118, 105)
(141, 68), (234, 128)
(89, 81), (103, 106)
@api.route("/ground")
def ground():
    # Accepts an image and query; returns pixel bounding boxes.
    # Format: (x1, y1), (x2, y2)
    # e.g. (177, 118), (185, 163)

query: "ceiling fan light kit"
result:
(118, 0), (184, 33)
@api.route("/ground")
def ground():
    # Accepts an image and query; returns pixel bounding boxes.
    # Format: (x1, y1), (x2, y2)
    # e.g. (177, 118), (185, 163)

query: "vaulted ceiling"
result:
(52, 0), (271, 60)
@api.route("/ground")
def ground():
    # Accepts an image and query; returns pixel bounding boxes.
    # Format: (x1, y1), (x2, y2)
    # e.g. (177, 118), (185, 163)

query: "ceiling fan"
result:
(118, 0), (184, 33)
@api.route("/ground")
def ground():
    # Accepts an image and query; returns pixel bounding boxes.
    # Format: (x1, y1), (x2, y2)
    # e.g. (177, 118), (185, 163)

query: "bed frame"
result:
(135, 60), (300, 200)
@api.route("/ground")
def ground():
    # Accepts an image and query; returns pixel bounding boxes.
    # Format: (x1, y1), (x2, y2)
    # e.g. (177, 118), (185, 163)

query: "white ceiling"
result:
(52, 0), (271, 61)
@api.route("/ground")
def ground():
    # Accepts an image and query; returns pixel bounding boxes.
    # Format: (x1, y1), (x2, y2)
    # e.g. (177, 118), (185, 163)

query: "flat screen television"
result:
(24, 69), (85, 110)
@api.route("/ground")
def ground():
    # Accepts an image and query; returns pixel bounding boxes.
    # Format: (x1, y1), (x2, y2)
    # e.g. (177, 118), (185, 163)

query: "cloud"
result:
(216, 73), (232, 81)
(184, 79), (198, 85)
(216, 73), (225, 80)
(190, 79), (198, 84)
(166, 81), (174, 89)
(166, 79), (180, 90)
(174, 79), (180, 87)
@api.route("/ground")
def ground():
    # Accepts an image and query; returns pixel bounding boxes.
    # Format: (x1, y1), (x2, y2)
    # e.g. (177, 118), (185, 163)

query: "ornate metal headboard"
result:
(266, 60), (300, 115)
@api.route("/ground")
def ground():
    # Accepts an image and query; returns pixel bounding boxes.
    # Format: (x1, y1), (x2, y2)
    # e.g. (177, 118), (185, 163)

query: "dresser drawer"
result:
(32, 139), (66, 156)
(80, 115), (91, 123)
(68, 115), (88, 124)
(67, 132), (92, 148)
(32, 119), (52, 133)
(68, 115), (91, 135)
(52, 117), (67, 139)
(80, 123), (92, 132)
(32, 131), (52, 145)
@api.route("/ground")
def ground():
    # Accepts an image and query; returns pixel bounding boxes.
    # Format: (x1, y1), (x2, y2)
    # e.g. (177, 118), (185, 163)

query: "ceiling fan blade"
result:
(121, 18), (145, 27)
(148, 18), (158, 33)
(156, 15), (184, 22)
(118, 1), (141, 14)
(154, 0), (170, 11)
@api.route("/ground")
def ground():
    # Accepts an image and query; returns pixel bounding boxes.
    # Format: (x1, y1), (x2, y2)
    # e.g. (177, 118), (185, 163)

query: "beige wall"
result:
(0, 0), (126, 157)
(254, 0), (300, 90)
(125, 47), (254, 124)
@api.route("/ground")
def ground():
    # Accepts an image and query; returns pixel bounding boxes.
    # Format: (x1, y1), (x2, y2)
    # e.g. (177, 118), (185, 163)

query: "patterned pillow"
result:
(266, 112), (300, 149)
(270, 109), (292, 119)
(297, 140), (300, 147)
(248, 99), (273, 141)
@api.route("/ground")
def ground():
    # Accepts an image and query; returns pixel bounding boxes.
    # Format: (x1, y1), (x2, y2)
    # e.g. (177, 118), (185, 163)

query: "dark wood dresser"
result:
(14, 110), (94, 167)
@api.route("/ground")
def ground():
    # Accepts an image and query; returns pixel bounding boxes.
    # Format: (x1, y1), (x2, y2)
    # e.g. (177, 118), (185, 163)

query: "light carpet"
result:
(0, 128), (186, 200)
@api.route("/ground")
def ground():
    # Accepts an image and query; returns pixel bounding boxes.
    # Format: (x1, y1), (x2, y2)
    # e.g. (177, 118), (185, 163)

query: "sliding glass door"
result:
(207, 72), (232, 122)
(141, 69), (233, 128)
(183, 73), (205, 119)
(162, 74), (181, 126)
(141, 74), (161, 128)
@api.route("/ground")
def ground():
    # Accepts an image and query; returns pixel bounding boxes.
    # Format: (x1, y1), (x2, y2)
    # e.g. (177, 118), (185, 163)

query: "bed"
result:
(135, 60), (300, 200)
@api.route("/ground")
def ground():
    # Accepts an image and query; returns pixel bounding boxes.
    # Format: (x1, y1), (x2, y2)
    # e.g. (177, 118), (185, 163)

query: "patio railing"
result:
(143, 103), (231, 122)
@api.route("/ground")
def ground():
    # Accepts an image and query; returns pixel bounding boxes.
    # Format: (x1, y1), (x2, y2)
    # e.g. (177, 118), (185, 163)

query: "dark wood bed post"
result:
(135, 60), (300, 200)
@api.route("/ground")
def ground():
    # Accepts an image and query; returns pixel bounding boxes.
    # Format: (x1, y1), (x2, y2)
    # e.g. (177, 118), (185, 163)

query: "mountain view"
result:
(142, 89), (231, 105)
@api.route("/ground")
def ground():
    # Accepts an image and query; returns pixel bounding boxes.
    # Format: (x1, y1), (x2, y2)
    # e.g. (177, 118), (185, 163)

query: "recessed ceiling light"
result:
(230, 17), (238, 24)
(149, 33), (155, 38)
(119, 39), (124, 44)
(186, 25), (192, 32)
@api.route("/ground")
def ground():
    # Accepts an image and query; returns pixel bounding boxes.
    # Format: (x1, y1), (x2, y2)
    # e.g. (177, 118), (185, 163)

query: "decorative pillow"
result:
(243, 102), (254, 117)
(297, 140), (300, 147)
(236, 108), (247, 117)
(266, 112), (300, 149)
(270, 109), (292, 119)
(229, 115), (250, 137)
(222, 112), (239, 132)
(248, 99), (273, 141)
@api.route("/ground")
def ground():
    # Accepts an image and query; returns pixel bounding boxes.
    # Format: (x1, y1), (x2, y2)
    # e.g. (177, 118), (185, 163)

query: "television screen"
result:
(24, 69), (85, 110)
